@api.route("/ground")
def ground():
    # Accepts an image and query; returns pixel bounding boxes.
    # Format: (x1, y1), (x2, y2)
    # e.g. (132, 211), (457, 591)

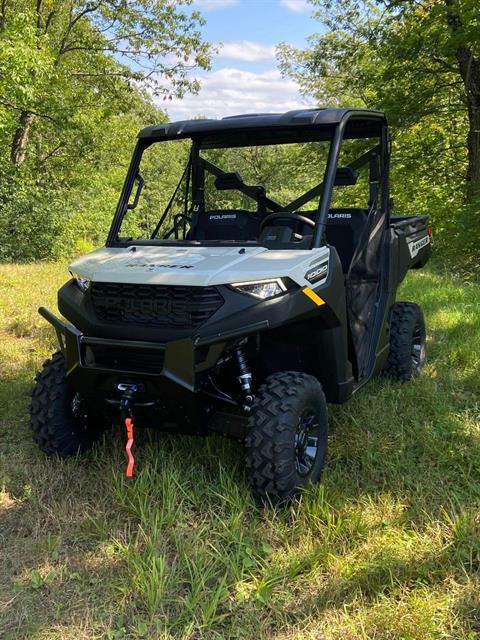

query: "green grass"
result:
(0, 262), (479, 640)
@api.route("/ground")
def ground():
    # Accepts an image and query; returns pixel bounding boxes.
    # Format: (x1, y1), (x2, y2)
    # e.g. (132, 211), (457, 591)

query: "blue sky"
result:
(165, 0), (319, 120)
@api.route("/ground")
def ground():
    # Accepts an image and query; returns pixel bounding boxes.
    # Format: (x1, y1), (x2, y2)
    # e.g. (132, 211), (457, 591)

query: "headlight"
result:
(231, 278), (287, 300)
(70, 271), (91, 293)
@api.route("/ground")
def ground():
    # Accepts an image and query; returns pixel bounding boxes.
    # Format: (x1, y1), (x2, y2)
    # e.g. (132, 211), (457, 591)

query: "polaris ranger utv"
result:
(31, 108), (431, 501)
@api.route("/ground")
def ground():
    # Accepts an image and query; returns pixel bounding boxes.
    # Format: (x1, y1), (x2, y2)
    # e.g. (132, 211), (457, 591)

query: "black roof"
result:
(138, 108), (386, 141)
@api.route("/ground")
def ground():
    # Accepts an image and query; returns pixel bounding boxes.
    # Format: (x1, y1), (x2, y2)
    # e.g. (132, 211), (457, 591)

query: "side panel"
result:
(312, 248), (353, 401)
(256, 249), (354, 403)
(390, 215), (431, 283)
(370, 215), (431, 379)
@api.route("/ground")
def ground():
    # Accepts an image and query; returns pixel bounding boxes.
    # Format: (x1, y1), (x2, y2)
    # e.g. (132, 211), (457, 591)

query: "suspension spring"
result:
(235, 347), (253, 408)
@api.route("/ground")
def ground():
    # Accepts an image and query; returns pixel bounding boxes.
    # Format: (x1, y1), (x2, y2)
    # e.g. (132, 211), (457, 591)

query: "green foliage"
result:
(278, 0), (480, 275)
(118, 140), (334, 240)
(0, 0), (212, 260)
(121, 138), (192, 239)
(0, 106), (155, 259)
(202, 142), (330, 211)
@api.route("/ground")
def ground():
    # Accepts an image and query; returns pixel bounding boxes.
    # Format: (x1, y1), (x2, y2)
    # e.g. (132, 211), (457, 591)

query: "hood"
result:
(69, 244), (330, 288)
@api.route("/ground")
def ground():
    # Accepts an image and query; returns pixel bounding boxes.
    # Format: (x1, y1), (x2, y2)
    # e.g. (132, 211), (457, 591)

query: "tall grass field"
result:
(0, 262), (479, 639)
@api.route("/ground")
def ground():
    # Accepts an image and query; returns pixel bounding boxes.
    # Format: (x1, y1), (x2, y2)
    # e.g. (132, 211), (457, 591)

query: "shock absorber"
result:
(235, 346), (254, 409)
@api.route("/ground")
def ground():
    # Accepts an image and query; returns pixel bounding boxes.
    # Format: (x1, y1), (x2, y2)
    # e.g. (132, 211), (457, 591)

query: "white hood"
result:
(69, 244), (330, 288)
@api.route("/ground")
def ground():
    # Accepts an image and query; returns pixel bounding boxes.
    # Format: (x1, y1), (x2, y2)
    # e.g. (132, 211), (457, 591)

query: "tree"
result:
(0, 0), (212, 260)
(278, 0), (480, 202)
(444, 0), (480, 198)
(1, 0), (212, 165)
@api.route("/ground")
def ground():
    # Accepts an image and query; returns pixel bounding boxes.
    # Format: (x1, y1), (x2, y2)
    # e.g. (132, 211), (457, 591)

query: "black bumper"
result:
(39, 306), (267, 397)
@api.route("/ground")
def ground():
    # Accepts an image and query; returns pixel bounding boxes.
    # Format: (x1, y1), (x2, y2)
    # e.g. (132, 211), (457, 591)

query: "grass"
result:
(0, 262), (479, 639)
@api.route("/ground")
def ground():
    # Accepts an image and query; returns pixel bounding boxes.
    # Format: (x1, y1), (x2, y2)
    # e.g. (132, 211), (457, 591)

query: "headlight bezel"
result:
(69, 271), (91, 293)
(230, 278), (288, 300)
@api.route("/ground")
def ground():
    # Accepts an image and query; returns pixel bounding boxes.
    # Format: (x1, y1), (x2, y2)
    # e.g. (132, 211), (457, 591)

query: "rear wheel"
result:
(30, 352), (103, 456)
(245, 371), (328, 502)
(383, 302), (426, 380)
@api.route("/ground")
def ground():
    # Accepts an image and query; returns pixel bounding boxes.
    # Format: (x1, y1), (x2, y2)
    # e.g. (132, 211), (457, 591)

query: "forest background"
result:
(1, 0), (479, 276)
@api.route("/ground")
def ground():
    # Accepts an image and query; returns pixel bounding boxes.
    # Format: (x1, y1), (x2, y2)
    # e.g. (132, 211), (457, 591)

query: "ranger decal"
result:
(126, 263), (194, 270)
(407, 235), (430, 258)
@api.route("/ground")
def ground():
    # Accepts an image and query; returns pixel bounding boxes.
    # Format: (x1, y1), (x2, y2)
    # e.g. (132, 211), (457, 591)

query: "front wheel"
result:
(30, 352), (103, 456)
(245, 371), (328, 503)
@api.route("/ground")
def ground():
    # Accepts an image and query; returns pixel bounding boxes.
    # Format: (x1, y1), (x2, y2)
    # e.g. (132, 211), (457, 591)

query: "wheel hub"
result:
(71, 392), (82, 416)
(294, 409), (319, 477)
(412, 325), (424, 366)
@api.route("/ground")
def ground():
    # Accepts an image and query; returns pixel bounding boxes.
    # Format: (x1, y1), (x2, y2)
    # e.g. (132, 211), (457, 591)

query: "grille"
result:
(84, 344), (164, 374)
(90, 282), (224, 328)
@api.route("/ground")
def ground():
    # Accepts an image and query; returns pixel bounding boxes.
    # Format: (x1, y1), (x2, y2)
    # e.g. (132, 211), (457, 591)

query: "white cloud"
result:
(218, 40), (276, 62)
(162, 67), (313, 121)
(192, 0), (239, 10)
(280, 0), (310, 13)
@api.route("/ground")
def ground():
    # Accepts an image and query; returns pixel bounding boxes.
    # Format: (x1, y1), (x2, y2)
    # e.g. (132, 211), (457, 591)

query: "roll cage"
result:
(107, 108), (390, 248)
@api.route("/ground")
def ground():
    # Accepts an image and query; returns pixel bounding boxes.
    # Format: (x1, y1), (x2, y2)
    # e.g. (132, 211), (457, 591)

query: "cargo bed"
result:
(390, 214), (431, 281)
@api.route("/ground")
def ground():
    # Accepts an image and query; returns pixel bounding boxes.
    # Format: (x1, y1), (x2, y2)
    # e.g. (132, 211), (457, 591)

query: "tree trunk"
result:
(457, 48), (480, 202)
(10, 111), (35, 165)
(445, 0), (480, 202)
(1, 0), (7, 32)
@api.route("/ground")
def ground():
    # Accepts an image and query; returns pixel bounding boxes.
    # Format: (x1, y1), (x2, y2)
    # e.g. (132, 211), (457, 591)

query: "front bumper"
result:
(39, 306), (268, 396)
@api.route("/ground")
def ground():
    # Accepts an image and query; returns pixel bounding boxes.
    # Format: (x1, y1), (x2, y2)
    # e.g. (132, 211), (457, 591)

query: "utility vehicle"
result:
(31, 108), (431, 501)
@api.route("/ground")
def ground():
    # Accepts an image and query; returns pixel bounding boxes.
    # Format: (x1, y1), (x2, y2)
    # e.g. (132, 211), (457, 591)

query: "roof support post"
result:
(107, 140), (144, 245)
(312, 123), (344, 248)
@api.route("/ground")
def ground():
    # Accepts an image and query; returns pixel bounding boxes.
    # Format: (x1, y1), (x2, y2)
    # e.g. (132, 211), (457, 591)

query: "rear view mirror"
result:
(215, 172), (244, 190)
(334, 167), (358, 186)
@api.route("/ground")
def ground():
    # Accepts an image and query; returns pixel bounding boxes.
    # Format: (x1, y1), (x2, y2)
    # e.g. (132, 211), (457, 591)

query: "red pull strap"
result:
(125, 417), (135, 477)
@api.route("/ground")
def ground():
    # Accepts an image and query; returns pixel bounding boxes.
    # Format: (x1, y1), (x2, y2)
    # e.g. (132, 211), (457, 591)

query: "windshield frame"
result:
(106, 113), (388, 249)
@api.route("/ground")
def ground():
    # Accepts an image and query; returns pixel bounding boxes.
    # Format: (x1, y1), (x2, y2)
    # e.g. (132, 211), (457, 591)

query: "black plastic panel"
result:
(83, 343), (165, 374)
(90, 282), (224, 329)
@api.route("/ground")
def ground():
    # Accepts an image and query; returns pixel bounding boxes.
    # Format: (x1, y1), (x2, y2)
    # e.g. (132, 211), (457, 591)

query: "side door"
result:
(328, 133), (390, 381)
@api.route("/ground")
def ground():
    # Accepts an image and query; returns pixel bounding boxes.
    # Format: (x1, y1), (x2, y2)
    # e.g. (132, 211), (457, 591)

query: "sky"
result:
(163, 0), (318, 121)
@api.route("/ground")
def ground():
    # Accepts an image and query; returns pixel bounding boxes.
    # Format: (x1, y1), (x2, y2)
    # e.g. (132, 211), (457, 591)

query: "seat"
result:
(325, 208), (368, 272)
(302, 208), (368, 272)
(189, 209), (261, 241)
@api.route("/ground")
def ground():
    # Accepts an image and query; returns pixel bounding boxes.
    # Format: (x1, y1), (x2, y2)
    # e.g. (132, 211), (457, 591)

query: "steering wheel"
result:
(260, 211), (315, 232)
(162, 213), (192, 239)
